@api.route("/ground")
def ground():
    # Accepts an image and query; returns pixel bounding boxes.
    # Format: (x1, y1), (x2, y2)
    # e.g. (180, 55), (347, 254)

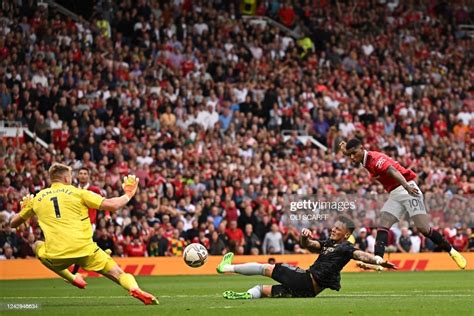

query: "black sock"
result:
(426, 228), (452, 252)
(72, 264), (80, 274)
(374, 227), (389, 258)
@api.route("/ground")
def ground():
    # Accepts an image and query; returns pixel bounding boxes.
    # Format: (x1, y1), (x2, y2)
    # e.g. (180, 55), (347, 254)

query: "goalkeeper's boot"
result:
(216, 252), (234, 274)
(71, 273), (87, 289)
(223, 290), (252, 300)
(449, 248), (467, 269)
(130, 288), (159, 305)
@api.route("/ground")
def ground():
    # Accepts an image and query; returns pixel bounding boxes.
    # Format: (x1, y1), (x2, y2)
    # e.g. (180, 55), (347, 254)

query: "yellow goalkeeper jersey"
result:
(20, 183), (105, 258)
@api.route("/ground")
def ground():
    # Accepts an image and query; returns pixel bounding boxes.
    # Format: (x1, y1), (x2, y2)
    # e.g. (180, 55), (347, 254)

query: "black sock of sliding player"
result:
(374, 227), (389, 258)
(72, 264), (80, 274)
(426, 228), (452, 252)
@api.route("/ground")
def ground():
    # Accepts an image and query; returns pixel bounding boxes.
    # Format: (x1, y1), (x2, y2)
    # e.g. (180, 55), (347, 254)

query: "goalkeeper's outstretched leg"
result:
(99, 263), (159, 305)
(34, 241), (87, 289)
(76, 247), (159, 305)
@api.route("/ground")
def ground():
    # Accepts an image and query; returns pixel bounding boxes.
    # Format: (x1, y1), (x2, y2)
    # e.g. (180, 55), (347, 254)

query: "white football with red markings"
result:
(183, 243), (208, 268)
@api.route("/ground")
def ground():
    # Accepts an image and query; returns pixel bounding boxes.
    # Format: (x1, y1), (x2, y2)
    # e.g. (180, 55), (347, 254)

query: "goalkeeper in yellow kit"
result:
(10, 163), (159, 305)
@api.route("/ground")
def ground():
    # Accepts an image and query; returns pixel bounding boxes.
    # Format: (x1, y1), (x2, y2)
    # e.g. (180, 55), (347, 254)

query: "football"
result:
(183, 243), (208, 268)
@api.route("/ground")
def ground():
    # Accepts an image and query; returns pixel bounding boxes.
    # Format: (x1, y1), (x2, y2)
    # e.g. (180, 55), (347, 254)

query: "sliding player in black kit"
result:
(216, 217), (397, 299)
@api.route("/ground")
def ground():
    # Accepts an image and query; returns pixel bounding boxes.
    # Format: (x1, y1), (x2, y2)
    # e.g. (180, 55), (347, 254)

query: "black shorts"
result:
(270, 263), (317, 298)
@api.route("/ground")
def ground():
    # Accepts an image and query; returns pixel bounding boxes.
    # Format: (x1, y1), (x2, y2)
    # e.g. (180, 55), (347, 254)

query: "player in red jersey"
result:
(72, 167), (111, 274)
(77, 168), (109, 227)
(341, 138), (466, 269)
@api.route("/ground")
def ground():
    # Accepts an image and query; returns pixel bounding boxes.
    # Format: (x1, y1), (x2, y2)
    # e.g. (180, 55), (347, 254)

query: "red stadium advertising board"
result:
(1, 253), (473, 280)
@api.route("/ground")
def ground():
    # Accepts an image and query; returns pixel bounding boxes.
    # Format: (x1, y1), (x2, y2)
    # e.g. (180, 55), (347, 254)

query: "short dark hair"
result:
(79, 167), (90, 174)
(336, 216), (355, 234)
(346, 138), (362, 151)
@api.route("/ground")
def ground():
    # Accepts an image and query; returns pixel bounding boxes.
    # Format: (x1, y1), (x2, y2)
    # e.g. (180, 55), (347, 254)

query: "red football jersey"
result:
(225, 228), (244, 245)
(79, 183), (108, 225)
(362, 151), (417, 192)
(451, 235), (468, 251)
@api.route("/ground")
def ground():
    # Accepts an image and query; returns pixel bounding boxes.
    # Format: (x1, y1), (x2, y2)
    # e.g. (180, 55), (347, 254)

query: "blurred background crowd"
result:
(0, 0), (473, 259)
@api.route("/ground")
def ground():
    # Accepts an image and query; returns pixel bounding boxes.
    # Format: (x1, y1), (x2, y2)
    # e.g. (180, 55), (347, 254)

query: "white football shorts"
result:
(380, 180), (427, 220)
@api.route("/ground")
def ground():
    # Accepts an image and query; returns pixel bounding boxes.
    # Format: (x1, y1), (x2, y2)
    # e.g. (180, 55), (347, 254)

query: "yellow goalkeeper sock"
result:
(59, 269), (76, 283)
(119, 273), (139, 291)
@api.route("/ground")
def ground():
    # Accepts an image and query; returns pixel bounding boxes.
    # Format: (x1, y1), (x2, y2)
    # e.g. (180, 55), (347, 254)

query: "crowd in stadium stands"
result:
(0, 0), (473, 259)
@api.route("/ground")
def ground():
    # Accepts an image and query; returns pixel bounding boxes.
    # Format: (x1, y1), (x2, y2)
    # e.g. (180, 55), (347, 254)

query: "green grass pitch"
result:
(0, 271), (472, 316)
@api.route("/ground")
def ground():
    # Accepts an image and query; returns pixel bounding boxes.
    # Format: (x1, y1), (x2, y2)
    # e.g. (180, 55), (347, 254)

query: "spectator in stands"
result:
(148, 227), (169, 257)
(17, 232), (35, 258)
(262, 224), (284, 255)
(0, 0), (472, 259)
(95, 228), (115, 254)
(0, 83), (11, 110)
(355, 228), (368, 251)
(409, 228), (422, 253)
(125, 225), (144, 245)
(186, 219), (200, 243)
(452, 228), (469, 252)
(398, 228), (413, 253)
(115, 245), (125, 258)
(168, 229), (186, 256)
(125, 238), (147, 257)
(243, 223), (260, 255)
(193, 231), (210, 250)
(225, 220), (244, 253)
(238, 205), (257, 231)
(0, 224), (20, 256)
(0, 245), (14, 260)
(466, 228), (474, 252)
(209, 231), (226, 256)
(366, 229), (377, 254)
(283, 225), (299, 253)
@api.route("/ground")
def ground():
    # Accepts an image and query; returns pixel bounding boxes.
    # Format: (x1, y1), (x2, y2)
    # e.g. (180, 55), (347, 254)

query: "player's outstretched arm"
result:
(10, 194), (35, 228)
(300, 228), (321, 252)
(10, 214), (25, 229)
(352, 250), (397, 269)
(100, 175), (139, 212)
(386, 166), (419, 196)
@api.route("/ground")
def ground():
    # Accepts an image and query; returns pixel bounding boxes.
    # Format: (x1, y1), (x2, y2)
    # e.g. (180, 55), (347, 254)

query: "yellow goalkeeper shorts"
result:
(36, 242), (116, 273)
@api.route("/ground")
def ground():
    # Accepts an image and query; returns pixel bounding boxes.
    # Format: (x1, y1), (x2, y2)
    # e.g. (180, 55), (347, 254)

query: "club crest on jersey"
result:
(321, 247), (335, 255)
(375, 158), (386, 169)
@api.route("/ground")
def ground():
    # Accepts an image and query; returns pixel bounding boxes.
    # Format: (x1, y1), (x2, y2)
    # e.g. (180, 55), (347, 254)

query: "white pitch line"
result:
(346, 290), (473, 294)
(0, 296), (127, 299)
(320, 294), (472, 297)
(0, 294), (472, 299)
(0, 295), (219, 299)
